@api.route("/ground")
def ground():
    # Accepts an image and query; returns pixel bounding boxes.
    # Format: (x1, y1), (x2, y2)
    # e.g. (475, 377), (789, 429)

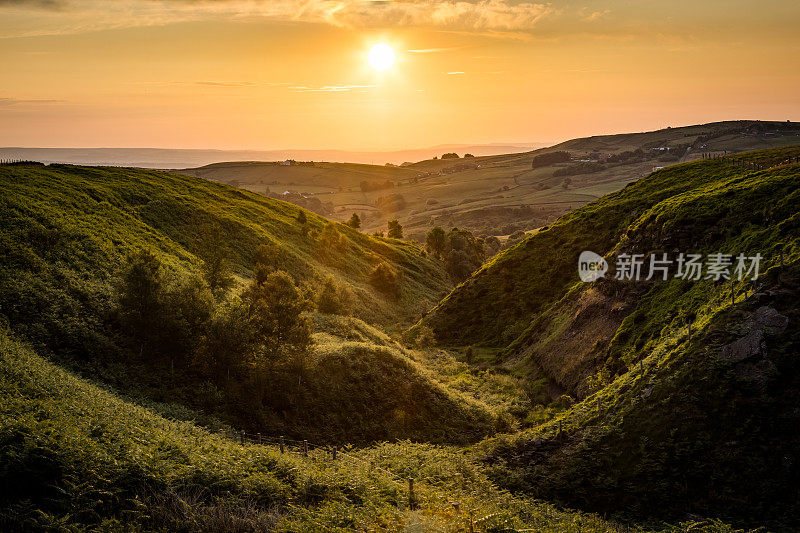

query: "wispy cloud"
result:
(0, 0), (554, 38)
(445, 71), (465, 75)
(288, 84), (377, 92)
(407, 47), (461, 53)
(0, 96), (64, 106)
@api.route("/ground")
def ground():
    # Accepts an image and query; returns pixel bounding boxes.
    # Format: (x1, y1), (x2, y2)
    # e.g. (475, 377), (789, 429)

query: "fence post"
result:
(279, 436), (285, 454)
(240, 430), (245, 445)
(408, 477), (416, 510)
(303, 440), (309, 457)
(257, 432), (262, 445)
(332, 446), (338, 461)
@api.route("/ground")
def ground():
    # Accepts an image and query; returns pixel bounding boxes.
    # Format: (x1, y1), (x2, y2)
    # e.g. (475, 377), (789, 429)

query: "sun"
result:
(368, 43), (396, 72)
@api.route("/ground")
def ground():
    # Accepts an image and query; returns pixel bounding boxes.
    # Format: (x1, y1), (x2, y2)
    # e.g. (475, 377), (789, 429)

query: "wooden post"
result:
(257, 432), (262, 445)
(408, 477), (416, 510)
(332, 446), (338, 460)
(303, 440), (308, 457)
(279, 436), (285, 454)
(240, 430), (245, 445)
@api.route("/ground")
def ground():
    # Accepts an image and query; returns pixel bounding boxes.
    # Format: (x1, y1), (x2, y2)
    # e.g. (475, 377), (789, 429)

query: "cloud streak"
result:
(0, 0), (554, 38)
(288, 84), (377, 92)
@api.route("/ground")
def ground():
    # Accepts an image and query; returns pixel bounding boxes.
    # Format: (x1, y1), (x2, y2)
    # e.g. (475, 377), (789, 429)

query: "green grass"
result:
(0, 329), (746, 532)
(447, 146), (800, 529)
(419, 145), (800, 347)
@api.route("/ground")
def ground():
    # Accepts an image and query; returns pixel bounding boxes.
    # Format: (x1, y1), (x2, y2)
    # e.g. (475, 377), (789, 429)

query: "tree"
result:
(241, 270), (312, 370)
(196, 302), (254, 381)
(387, 219), (403, 239)
(318, 223), (344, 261)
(531, 151), (571, 169)
(464, 153), (475, 158)
(118, 250), (168, 356)
(444, 228), (484, 282)
(317, 276), (346, 314)
(346, 212), (361, 230)
(426, 226), (447, 258)
(118, 251), (214, 365)
(296, 210), (307, 225)
(196, 224), (235, 295)
(370, 262), (401, 299)
(441, 152), (459, 159)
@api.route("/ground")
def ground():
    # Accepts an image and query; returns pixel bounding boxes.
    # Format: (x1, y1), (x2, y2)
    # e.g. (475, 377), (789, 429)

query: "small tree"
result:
(317, 276), (345, 314)
(241, 270), (313, 371)
(196, 224), (235, 295)
(118, 250), (168, 356)
(346, 212), (361, 230)
(387, 219), (403, 239)
(296, 210), (307, 224)
(370, 262), (401, 299)
(426, 226), (447, 259)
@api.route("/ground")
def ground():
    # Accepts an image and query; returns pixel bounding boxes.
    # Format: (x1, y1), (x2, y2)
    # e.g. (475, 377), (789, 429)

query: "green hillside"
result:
(0, 329), (742, 532)
(0, 164), (500, 446)
(415, 146), (800, 528)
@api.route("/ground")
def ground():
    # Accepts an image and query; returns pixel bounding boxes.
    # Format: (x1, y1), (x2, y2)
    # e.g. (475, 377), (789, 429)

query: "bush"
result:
(369, 262), (401, 299)
(317, 277), (348, 315)
(387, 219), (403, 239)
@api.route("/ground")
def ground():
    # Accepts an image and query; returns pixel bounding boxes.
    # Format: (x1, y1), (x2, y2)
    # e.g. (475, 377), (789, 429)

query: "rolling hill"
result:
(415, 145), (800, 528)
(176, 121), (800, 241)
(0, 163), (506, 446)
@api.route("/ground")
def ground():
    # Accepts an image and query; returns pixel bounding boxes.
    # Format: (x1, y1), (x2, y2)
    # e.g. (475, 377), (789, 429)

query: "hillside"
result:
(416, 146), (800, 528)
(177, 121), (800, 240)
(0, 328), (746, 532)
(0, 164), (504, 446)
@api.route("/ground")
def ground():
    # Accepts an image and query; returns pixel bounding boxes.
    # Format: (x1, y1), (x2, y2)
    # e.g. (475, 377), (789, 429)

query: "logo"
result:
(579, 250), (608, 282)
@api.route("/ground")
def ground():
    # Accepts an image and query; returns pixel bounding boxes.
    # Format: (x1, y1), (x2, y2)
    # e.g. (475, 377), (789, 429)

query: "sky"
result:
(1, 0), (799, 151)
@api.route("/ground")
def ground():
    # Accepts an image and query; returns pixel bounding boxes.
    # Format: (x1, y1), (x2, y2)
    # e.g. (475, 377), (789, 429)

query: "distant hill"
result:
(175, 120), (800, 239)
(418, 145), (800, 527)
(0, 143), (545, 169)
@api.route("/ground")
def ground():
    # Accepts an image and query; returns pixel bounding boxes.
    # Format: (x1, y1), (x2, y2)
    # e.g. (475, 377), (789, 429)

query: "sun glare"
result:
(368, 43), (396, 72)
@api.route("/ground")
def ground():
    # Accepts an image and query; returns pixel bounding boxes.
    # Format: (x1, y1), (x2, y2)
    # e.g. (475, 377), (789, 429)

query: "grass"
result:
(450, 146), (800, 529)
(178, 121), (800, 239)
(0, 329), (745, 532)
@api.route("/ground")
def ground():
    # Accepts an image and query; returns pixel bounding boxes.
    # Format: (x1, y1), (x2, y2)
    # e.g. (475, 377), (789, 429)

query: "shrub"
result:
(346, 212), (361, 230)
(196, 225), (235, 295)
(317, 277), (348, 315)
(370, 262), (401, 299)
(387, 219), (403, 239)
(426, 226), (446, 258)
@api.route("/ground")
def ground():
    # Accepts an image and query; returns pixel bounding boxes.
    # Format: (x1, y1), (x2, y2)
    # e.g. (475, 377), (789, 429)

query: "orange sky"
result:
(1, 1), (799, 150)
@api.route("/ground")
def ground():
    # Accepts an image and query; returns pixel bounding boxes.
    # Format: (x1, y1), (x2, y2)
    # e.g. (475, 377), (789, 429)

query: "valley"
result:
(1, 141), (798, 531)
